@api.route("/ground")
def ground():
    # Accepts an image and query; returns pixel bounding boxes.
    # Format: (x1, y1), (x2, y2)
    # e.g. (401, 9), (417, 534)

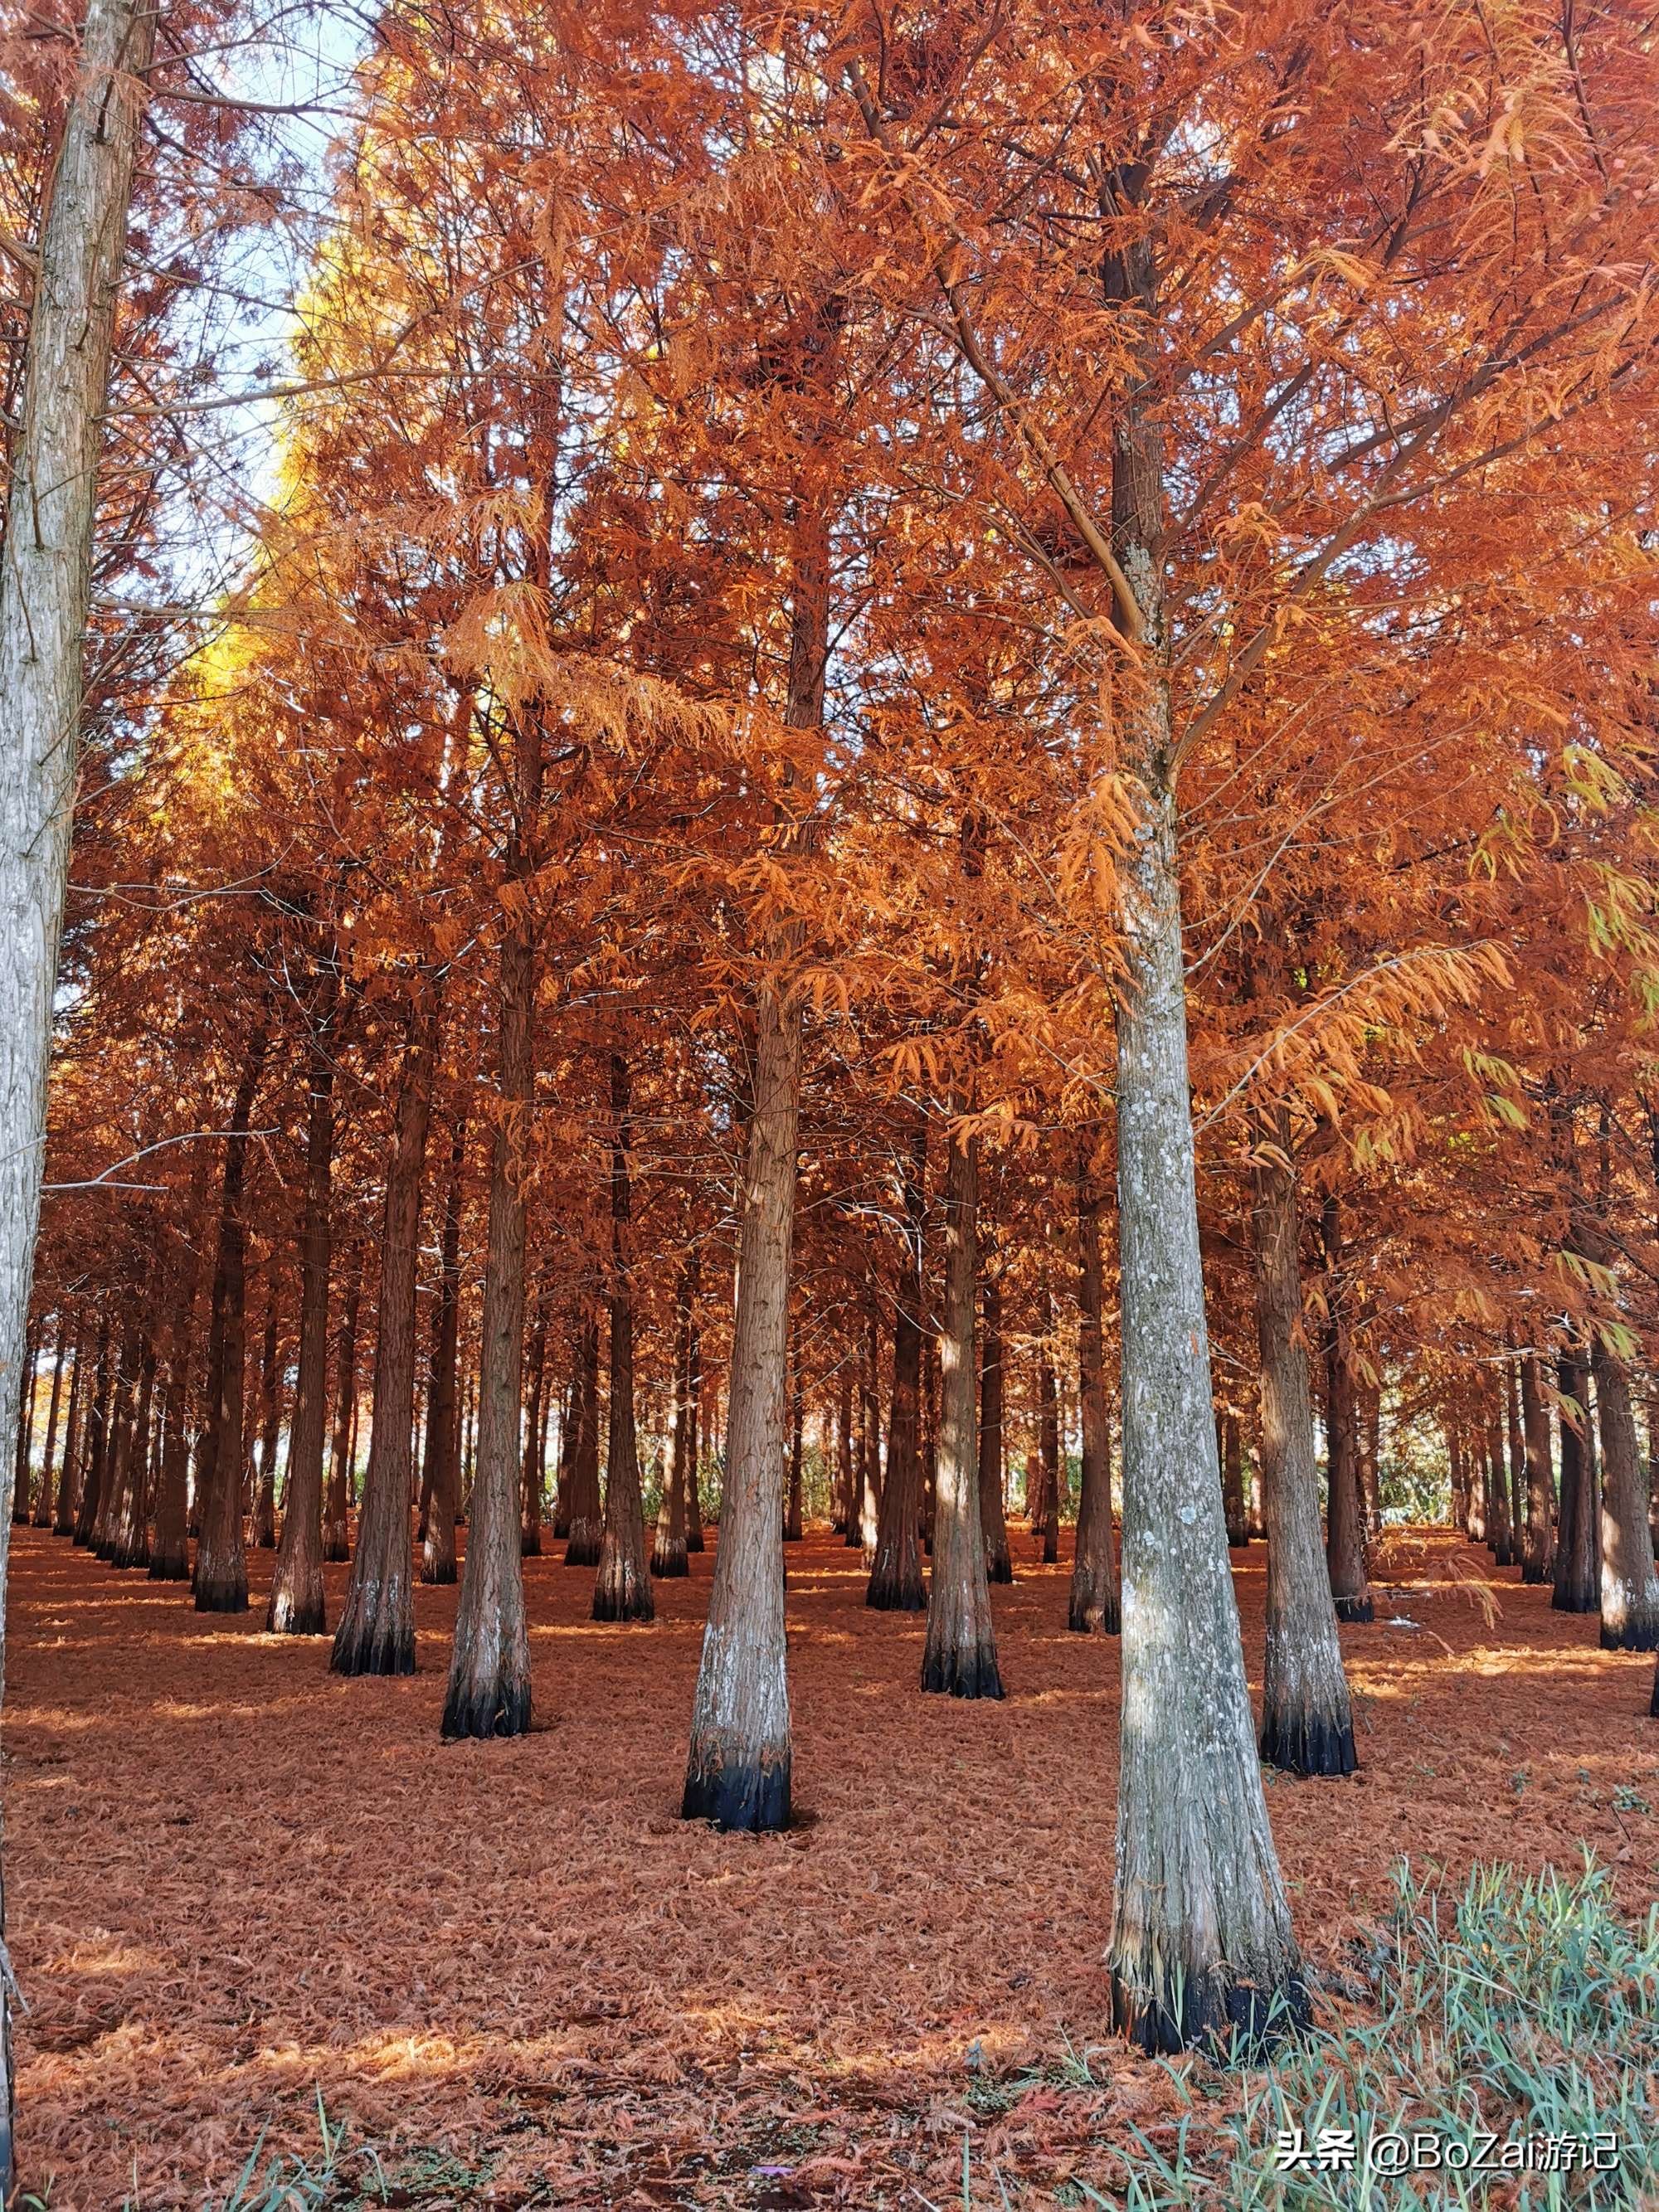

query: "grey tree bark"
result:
(594, 1053), (653, 1622)
(1069, 1147), (1120, 1634)
(1252, 1120), (1358, 1777)
(1593, 1337), (1659, 1651)
(921, 1130), (1002, 1697)
(421, 1112), (466, 1586)
(1519, 1353), (1554, 1585)
(562, 1314), (602, 1566)
(867, 1128), (927, 1609)
(978, 1276), (1012, 1583)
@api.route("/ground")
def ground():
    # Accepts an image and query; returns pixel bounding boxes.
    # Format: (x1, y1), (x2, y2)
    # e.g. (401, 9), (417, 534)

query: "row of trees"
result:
(4, 0), (1659, 2188)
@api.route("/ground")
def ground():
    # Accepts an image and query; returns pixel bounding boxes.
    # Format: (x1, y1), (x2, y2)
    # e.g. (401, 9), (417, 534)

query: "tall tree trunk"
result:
(31, 1325), (67, 1533)
(520, 1297), (547, 1558)
(1520, 1354), (1554, 1584)
(853, 1287), (880, 1553)
(922, 1131), (1002, 1696)
(52, 1326), (85, 1539)
(1486, 1380), (1513, 1568)
(250, 1294), (280, 1549)
(323, 1252), (360, 1561)
(110, 1337), (155, 1568)
(94, 1327), (137, 1558)
(1070, 1150), (1119, 1633)
(1222, 1412), (1248, 1548)
(0, 0), (155, 2150)
(267, 975), (339, 1635)
(1321, 1198), (1372, 1622)
(562, 1314), (602, 1566)
(1036, 1293), (1061, 1567)
(421, 1113), (466, 1586)
(1505, 1356), (1526, 1561)
(442, 693), (541, 1735)
(685, 1300), (705, 1553)
(978, 1276), (1012, 1583)
(682, 981), (796, 1828)
(1593, 1337), (1659, 1650)
(1253, 1121), (1357, 1775)
(334, 985), (439, 1678)
(72, 1320), (112, 1546)
(1553, 1348), (1598, 1613)
(654, 1257), (695, 1578)
(594, 1055), (654, 1622)
(194, 1025), (269, 1610)
(12, 1325), (39, 1525)
(867, 1128), (926, 1609)
(783, 1366), (805, 1543)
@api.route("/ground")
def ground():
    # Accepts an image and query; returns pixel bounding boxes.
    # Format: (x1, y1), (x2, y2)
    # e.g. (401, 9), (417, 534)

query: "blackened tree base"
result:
(266, 1594), (328, 1637)
(421, 1558), (457, 1587)
(322, 1534), (350, 1563)
(682, 1753), (791, 1833)
(564, 1534), (601, 1568)
(441, 1675), (531, 1740)
(920, 1646), (1005, 1699)
(1553, 1575), (1599, 1614)
(1332, 1592), (1374, 1624)
(1601, 1616), (1659, 1652)
(987, 1556), (1014, 1585)
(651, 1539), (689, 1578)
(331, 1619), (415, 1676)
(194, 1574), (248, 1614)
(1520, 1560), (1549, 1586)
(1112, 1962), (1311, 2059)
(592, 1572), (654, 1623)
(866, 1569), (925, 1612)
(1259, 1708), (1358, 1778)
(1068, 1590), (1120, 1635)
(148, 1548), (189, 1582)
(520, 1530), (542, 1558)
(686, 1529), (705, 1553)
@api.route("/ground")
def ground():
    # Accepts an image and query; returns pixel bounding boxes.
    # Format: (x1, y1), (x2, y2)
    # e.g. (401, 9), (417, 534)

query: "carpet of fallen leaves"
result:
(7, 1520), (1658, 2210)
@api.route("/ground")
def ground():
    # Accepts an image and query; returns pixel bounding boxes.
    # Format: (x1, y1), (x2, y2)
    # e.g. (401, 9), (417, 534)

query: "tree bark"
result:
(1519, 1354), (1554, 1584)
(683, 980), (796, 1827)
(442, 710), (539, 1733)
(867, 1128), (927, 1609)
(1321, 1197), (1372, 1623)
(250, 1294), (280, 1549)
(421, 1112), (466, 1585)
(31, 1325), (67, 1532)
(266, 968), (339, 1635)
(1252, 1121), (1358, 1775)
(978, 1276), (1012, 1583)
(193, 1024), (268, 1610)
(562, 1313), (602, 1566)
(1222, 1412), (1248, 1548)
(654, 1255), (695, 1577)
(334, 985), (439, 1678)
(922, 1130), (1002, 1696)
(1593, 1336), (1659, 1650)
(72, 1320), (112, 1546)
(323, 1252), (360, 1561)
(109, 1336), (155, 1568)
(52, 1326), (85, 1538)
(1069, 1148), (1119, 1633)
(520, 1296), (547, 1558)
(593, 1055), (654, 1621)
(1553, 1349), (1598, 1613)
(783, 1368), (805, 1543)
(685, 1301), (705, 1553)
(1036, 1291), (1061, 1566)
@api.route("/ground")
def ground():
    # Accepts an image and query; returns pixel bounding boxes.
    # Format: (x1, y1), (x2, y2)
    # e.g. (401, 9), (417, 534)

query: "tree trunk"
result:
(1593, 1337), (1659, 1650)
(323, 1252), (360, 1561)
(520, 1298), (547, 1558)
(110, 1338), (155, 1568)
(867, 1129), (926, 1610)
(594, 1054), (654, 1622)
(1505, 1356), (1526, 1563)
(1252, 1122), (1357, 1775)
(421, 1114), (466, 1586)
(1321, 1196), (1372, 1622)
(683, 981), (796, 1827)
(1486, 1381), (1513, 1568)
(12, 1325), (39, 1526)
(783, 1368), (805, 1543)
(563, 1314), (603, 1565)
(685, 1301), (705, 1553)
(0, 0), (156, 2146)
(1069, 1150), (1119, 1633)
(267, 977), (338, 1635)
(853, 1288), (880, 1553)
(52, 1328), (85, 1539)
(1036, 1293), (1061, 1566)
(94, 1327), (137, 1559)
(72, 1321), (112, 1546)
(1520, 1354), (1554, 1584)
(334, 986), (439, 1678)
(194, 1025), (268, 1611)
(250, 1294), (280, 1549)
(922, 1131), (1002, 1696)
(654, 1257), (695, 1578)
(31, 1325), (67, 1532)
(978, 1276), (1012, 1583)
(1553, 1349), (1598, 1613)
(442, 698), (540, 1735)
(1222, 1412), (1248, 1548)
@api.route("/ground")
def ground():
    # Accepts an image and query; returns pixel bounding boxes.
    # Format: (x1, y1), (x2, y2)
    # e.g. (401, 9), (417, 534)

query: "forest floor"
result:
(6, 1523), (1657, 2210)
